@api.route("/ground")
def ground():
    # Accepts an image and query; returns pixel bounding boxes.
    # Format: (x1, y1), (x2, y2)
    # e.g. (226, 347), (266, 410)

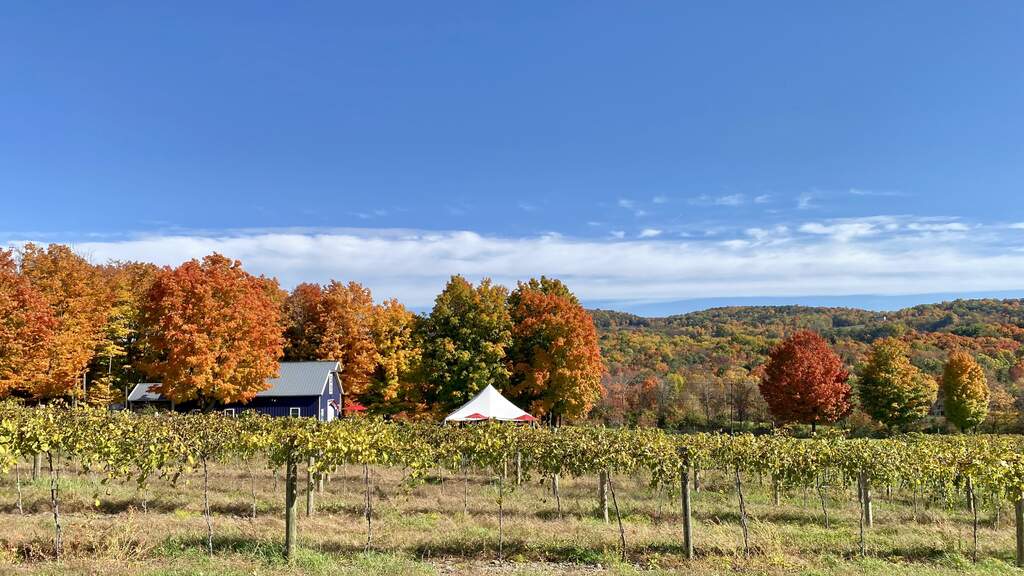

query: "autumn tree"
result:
(282, 283), (324, 361)
(759, 330), (851, 431)
(857, 337), (938, 431)
(941, 350), (989, 432)
(19, 243), (108, 400)
(419, 276), (512, 413)
(140, 253), (285, 407)
(315, 281), (378, 398)
(362, 298), (421, 413)
(88, 261), (160, 405)
(506, 277), (604, 423)
(0, 249), (55, 397)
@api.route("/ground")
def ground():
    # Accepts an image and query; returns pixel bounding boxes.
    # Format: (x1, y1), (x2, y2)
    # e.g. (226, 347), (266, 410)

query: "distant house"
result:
(127, 360), (344, 421)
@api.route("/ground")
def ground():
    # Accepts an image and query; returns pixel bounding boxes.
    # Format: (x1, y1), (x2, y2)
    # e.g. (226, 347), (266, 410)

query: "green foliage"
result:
(418, 275), (512, 413)
(858, 338), (938, 431)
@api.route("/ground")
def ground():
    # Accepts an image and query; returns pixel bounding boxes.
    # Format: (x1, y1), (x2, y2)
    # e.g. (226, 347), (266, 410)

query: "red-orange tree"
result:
(282, 283), (324, 361)
(507, 277), (604, 423)
(140, 253), (285, 407)
(759, 330), (851, 431)
(315, 281), (378, 398)
(19, 243), (108, 400)
(0, 249), (55, 397)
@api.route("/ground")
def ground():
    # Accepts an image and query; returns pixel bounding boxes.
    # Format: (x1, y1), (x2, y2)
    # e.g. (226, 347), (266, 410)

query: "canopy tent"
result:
(444, 384), (537, 423)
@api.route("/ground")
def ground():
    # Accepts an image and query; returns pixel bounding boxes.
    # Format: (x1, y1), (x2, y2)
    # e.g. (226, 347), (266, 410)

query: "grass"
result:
(0, 459), (1021, 575)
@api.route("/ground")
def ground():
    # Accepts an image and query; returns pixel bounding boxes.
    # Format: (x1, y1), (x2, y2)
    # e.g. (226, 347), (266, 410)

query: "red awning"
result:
(513, 414), (537, 422)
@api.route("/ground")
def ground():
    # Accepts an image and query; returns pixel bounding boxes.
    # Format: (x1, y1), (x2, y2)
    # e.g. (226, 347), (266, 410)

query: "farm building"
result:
(127, 360), (344, 421)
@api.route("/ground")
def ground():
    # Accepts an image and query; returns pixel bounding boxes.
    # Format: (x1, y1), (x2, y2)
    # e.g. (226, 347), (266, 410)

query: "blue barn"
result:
(127, 360), (344, 421)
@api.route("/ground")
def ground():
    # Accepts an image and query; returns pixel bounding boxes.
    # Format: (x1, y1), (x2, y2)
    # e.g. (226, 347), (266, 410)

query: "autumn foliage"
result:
(140, 254), (285, 407)
(507, 277), (604, 422)
(0, 249), (55, 397)
(941, 350), (990, 431)
(759, 330), (852, 430)
(19, 243), (109, 399)
(314, 281), (378, 398)
(857, 337), (938, 431)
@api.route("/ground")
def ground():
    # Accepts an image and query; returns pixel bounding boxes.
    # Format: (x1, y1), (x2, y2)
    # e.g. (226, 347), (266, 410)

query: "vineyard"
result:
(2, 403), (1024, 574)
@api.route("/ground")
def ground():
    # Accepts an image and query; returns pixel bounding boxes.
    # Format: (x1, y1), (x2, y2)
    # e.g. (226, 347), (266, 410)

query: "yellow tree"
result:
(0, 249), (55, 397)
(140, 253), (285, 407)
(19, 244), (108, 400)
(315, 281), (378, 398)
(941, 350), (989, 432)
(857, 337), (937, 431)
(89, 261), (160, 405)
(363, 298), (421, 413)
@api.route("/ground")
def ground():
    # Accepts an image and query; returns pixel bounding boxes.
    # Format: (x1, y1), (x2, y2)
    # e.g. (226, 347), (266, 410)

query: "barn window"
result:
(289, 407), (301, 418)
(223, 408), (236, 417)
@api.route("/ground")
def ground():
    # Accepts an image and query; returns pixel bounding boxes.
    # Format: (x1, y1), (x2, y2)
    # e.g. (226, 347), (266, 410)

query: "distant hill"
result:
(588, 299), (1024, 429)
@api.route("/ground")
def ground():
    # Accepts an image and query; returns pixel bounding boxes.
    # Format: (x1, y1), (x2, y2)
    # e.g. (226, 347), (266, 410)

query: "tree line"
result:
(758, 330), (992, 434)
(0, 244), (603, 422)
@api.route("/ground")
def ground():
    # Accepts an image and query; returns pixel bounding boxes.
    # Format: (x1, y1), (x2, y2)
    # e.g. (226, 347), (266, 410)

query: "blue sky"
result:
(1, 2), (1023, 314)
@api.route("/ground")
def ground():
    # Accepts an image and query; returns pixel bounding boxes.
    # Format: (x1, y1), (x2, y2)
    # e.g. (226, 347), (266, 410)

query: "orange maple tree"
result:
(283, 282), (324, 361)
(19, 243), (108, 399)
(507, 277), (604, 423)
(759, 330), (851, 431)
(315, 281), (378, 398)
(140, 253), (285, 407)
(0, 249), (55, 397)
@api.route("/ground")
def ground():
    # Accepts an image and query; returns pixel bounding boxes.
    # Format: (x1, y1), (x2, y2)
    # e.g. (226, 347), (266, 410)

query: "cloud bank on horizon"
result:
(9, 215), (1024, 312)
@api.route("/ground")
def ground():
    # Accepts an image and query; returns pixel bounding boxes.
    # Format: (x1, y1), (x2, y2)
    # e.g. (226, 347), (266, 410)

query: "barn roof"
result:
(127, 361), (342, 402)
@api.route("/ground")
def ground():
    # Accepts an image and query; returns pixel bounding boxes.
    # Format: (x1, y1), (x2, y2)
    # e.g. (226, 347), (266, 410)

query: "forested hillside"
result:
(591, 300), (1024, 431)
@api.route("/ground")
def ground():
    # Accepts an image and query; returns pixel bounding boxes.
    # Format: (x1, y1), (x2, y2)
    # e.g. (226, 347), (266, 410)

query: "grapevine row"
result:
(1, 402), (1023, 565)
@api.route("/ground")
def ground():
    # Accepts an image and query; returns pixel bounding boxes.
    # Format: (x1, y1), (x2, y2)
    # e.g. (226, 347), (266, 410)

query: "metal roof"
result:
(127, 361), (341, 402)
(258, 361), (340, 397)
(127, 382), (164, 403)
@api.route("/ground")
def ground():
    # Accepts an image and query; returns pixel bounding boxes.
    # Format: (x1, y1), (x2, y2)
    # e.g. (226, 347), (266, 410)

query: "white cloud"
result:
(797, 192), (815, 210)
(849, 188), (906, 197)
(617, 198), (646, 217)
(9, 220), (1024, 309)
(638, 228), (662, 238)
(906, 222), (969, 232)
(652, 195), (668, 204)
(691, 194), (745, 207)
(754, 194), (771, 204)
(799, 221), (878, 242)
(745, 226), (789, 244)
(1010, 223), (1024, 230)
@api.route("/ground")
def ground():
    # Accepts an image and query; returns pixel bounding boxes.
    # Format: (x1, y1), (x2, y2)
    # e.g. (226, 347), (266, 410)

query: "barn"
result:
(127, 360), (344, 421)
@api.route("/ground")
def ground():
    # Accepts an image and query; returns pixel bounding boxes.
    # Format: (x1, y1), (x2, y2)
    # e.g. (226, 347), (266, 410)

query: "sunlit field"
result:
(1, 458), (1020, 576)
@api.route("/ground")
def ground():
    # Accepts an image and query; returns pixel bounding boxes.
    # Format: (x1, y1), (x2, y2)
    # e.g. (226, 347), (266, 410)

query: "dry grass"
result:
(0, 459), (1020, 575)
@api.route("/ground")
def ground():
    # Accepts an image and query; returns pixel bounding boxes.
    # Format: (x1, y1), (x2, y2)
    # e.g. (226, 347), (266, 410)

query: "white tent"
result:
(444, 384), (537, 423)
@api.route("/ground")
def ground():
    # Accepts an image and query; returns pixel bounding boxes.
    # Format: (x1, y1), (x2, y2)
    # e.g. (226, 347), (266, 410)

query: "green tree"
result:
(419, 276), (512, 413)
(857, 338), (937, 431)
(941, 350), (989, 431)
